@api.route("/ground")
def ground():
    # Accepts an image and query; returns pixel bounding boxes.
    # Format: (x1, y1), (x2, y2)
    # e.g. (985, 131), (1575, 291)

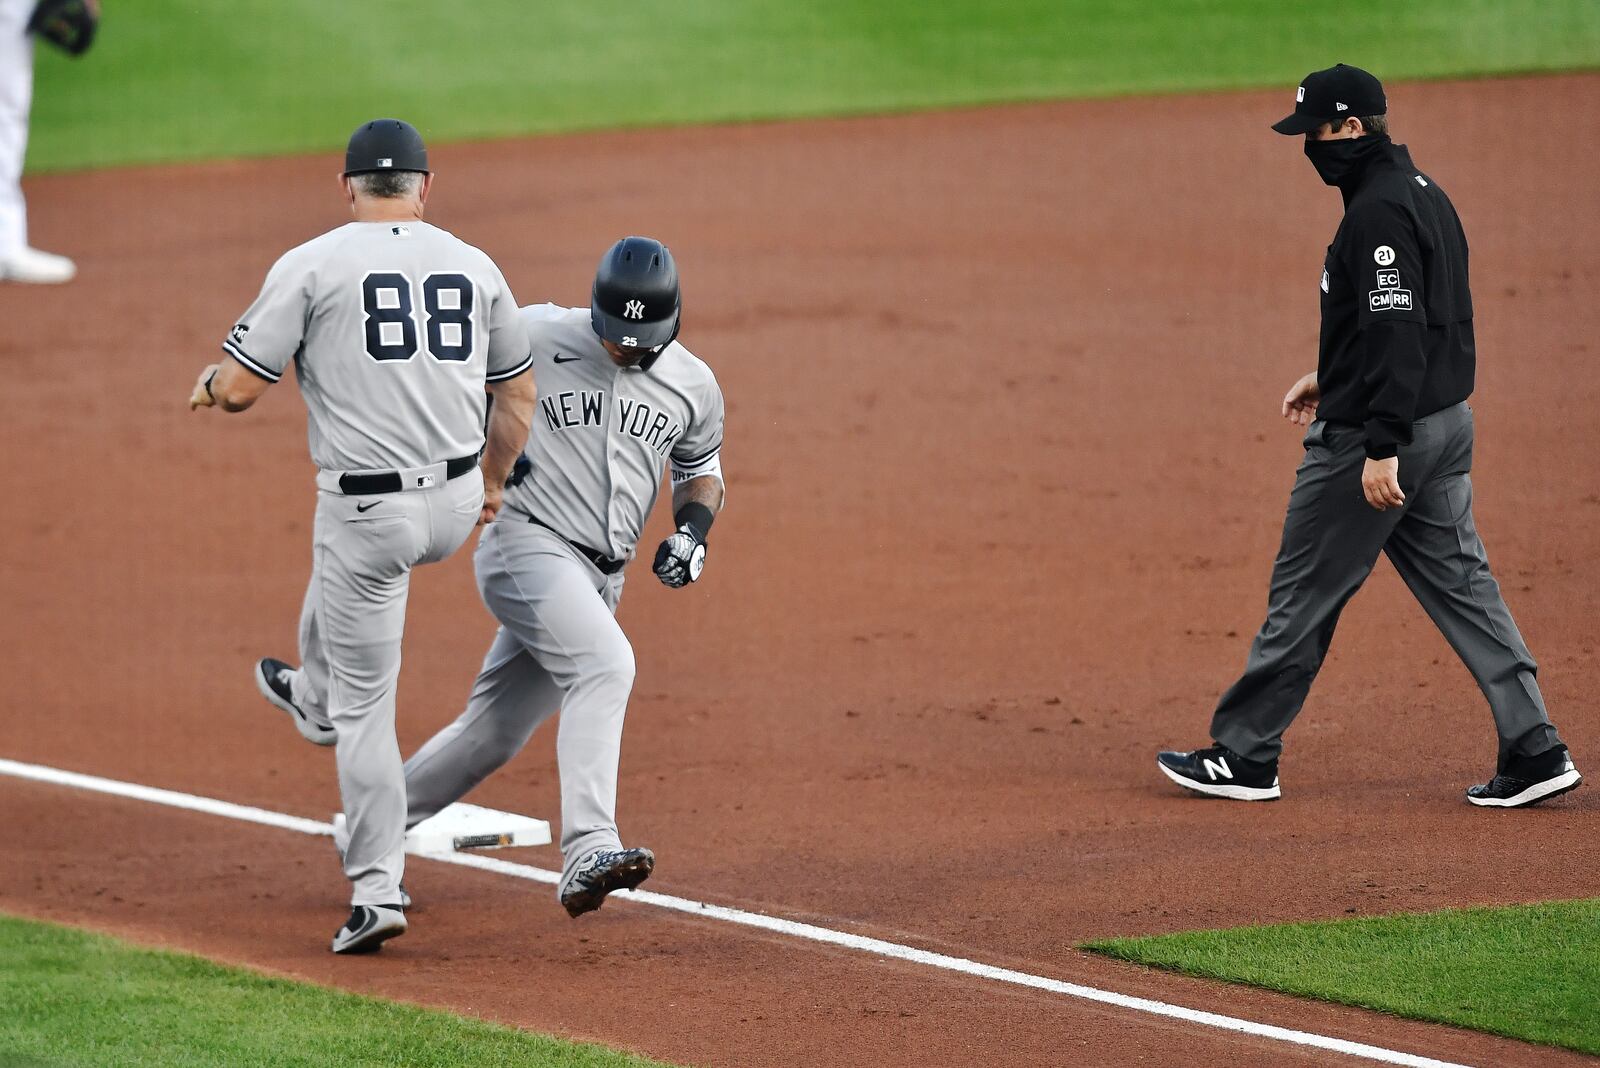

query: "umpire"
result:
(1157, 65), (1581, 809)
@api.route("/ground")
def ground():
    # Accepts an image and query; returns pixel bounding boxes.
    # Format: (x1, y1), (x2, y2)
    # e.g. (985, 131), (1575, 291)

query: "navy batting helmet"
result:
(591, 237), (680, 352)
(344, 118), (430, 176)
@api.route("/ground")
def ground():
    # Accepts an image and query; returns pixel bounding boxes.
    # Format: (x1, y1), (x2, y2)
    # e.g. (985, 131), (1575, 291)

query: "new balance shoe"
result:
(330, 813), (412, 910)
(1467, 745), (1582, 808)
(560, 847), (654, 917)
(254, 658), (336, 746)
(1157, 744), (1281, 801)
(330, 904), (407, 954)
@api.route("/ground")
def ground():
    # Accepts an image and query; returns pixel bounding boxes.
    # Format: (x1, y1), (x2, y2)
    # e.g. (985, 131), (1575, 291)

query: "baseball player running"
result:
(190, 119), (536, 953)
(397, 236), (725, 917)
(1158, 66), (1580, 809)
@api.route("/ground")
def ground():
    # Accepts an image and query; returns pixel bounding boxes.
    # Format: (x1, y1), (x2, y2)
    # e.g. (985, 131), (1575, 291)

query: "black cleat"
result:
(1467, 746), (1582, 808)
(254, 658), (336, 746)
(560, 847), (655, 917)
(1157, 744), (1281, 801)
(330, 904), (407, 954)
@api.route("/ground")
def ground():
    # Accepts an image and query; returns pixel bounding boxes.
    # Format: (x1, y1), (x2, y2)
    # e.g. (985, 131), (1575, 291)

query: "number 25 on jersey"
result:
(361, 271), (475, 363)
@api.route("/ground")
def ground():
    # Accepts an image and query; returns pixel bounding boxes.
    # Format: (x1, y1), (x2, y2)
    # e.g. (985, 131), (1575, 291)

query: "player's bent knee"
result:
(589, 643), (636, 697)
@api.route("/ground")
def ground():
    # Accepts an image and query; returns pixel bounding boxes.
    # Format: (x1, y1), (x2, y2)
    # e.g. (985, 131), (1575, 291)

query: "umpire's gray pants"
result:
(401, 518), (633, 891)
(293, 470), (483, 907)
(1211, 403), (1563, 767)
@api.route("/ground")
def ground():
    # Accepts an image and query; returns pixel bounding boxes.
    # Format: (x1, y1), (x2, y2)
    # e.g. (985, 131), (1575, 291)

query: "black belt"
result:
(339, 454), (478, 496)
(515, 511), (627, 575)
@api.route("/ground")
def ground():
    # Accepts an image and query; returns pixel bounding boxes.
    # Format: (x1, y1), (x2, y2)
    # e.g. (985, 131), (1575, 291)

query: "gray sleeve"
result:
(521, 312), (557, 359)
(484, 264), (533, 382)
(671, 368), (725, 475)
(222, 251), (311, 383)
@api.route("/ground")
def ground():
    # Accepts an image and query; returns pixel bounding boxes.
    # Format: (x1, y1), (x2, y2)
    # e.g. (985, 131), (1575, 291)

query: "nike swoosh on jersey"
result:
(553, 353), (581, 364)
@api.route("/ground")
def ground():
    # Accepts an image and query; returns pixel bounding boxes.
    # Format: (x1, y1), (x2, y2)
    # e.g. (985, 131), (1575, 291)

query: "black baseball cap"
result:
(1271, 64), (1386, 135)
(344, 118), (430, 176)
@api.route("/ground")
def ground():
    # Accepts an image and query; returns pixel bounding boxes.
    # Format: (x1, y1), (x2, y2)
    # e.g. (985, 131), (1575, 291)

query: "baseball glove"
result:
(29, 0), (99, 57)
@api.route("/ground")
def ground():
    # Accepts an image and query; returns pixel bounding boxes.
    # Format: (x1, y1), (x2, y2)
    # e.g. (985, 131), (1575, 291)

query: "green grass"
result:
(1084, 898), (1600, 1055)
(0, 913), (673, 1068)
(28, 0), (1600, 173)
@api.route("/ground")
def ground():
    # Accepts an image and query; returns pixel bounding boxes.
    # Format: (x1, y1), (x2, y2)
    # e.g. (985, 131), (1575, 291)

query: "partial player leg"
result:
(402, 624), (564, 828)
(250, 538), (338, 745)
(313, 495), (420, 909)
(0, 5), (34, 261)
(1207, 421), (1409, 762)
(290, 560), (334, 730)
(250, 512), (333, 741)
(287, 471), (479, 736)
(474, 522), (637, 880)
(1382, 405), (1565, 768)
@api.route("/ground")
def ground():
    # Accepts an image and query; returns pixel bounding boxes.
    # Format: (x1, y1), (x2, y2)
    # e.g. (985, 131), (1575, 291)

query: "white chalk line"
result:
(0, 756), (1472, 1068)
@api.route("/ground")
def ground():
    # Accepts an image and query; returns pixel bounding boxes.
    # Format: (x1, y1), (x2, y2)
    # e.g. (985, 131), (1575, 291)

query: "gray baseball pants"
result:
(290, 469), (483, 907)
(1211, 402), (1564, 767)
(401, 518), (634, 889)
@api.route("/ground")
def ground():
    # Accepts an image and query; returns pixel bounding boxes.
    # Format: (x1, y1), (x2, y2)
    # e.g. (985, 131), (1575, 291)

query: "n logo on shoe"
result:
(1202, 755), (1233, 781)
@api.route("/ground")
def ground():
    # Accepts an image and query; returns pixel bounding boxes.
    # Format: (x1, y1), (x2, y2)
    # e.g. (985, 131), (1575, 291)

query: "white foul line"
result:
(0, 757), (1472, 1068)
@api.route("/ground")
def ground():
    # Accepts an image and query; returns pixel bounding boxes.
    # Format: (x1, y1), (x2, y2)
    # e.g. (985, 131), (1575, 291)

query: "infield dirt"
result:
(1, 74), (1596, 1066)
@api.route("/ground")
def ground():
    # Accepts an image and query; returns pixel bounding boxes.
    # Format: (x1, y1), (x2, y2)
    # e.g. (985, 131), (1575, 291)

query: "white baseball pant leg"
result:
(0, 0), (35, 259)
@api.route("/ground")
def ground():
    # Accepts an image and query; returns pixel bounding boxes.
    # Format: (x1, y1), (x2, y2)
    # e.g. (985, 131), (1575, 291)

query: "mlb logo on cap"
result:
(343, 118), (431, 176)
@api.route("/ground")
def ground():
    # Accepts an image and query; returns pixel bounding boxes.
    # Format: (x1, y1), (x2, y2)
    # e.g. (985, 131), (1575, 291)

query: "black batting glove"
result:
(652, 524), (706, 588)
(653, 501), (714, 588)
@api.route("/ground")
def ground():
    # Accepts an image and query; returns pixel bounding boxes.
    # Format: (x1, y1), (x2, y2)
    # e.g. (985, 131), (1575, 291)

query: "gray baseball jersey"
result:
(223, 220), (532, 473)
(503, 304), (724, 559)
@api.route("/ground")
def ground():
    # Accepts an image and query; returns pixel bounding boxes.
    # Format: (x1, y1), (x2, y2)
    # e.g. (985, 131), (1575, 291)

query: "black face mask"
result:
(1303, 134), (1388, 187)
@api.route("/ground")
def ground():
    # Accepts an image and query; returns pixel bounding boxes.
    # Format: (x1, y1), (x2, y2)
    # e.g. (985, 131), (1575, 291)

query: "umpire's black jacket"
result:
(1316, 136), (1475, 459)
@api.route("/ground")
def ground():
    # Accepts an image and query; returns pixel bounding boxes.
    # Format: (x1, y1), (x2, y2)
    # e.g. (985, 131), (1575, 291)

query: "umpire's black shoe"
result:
(330, 904), (407, 954)
(1467, 745), (1582, 808)
(1157, 744), (1281, 801)
(560, 847), (655, 917)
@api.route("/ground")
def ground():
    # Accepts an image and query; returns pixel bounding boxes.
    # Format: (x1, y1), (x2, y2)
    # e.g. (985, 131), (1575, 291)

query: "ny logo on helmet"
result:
(623, 299), (646, 320)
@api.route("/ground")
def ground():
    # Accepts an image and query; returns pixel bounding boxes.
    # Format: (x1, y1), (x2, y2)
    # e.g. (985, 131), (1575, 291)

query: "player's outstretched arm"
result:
(479, 369), (537, 524)
(653, 475), (724, 589)
(188, 356), (273, 413)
